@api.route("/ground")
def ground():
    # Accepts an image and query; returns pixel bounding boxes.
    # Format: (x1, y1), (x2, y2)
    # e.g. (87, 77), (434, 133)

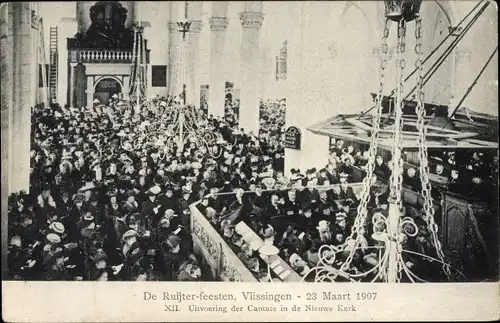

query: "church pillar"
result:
(208, 2), (229, 117)
(284, 2), (329, 177)
(1, 2), (13, 279)
(186, 1), (203, 107)
(11, 2), (33, 194)
(187, 20), (202, 107)
(123, 76), (130, 99)
(86, 76), (94, 110)
(238, 2), (264, 135)
(167, 1), (185, 97)
(58, 16), (78, 107)
(69, 63), (76, 107)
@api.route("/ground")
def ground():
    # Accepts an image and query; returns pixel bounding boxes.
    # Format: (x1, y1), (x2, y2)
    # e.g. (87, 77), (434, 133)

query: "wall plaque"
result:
(95, 78), (121, 92)
(284, 126), (301, 150)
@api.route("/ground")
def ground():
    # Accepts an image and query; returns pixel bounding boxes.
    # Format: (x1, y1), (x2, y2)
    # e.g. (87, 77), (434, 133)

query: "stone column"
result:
(187, 20), (202, 107)
(186, 1), (203, 107)
(30, 4), (38, 107)
(58, 16), (78, 107)
(86, 76), (94, 110)
(11, 2), (33, 194)
(239, 2), (264, 135)
(123, 76), (130, 99)
(69, 63), (76, 107)
(167, 1), (185, 96)
(1, 2), (13, 279)
(284, 2), (329, 176)
(208, 2), (229, 117)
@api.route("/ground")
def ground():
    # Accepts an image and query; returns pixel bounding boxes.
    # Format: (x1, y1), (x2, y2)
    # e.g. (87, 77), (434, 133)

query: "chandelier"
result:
(120, 3), (238, 160)
(303, 0), (464, 283)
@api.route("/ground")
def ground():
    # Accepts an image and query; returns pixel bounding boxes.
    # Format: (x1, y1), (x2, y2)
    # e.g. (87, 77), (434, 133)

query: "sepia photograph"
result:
(1, 0), (499, 321)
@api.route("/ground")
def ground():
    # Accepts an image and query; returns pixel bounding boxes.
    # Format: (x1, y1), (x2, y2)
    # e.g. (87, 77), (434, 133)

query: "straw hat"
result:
(49, 221), (65, 234)
(46, 233), (61, 244)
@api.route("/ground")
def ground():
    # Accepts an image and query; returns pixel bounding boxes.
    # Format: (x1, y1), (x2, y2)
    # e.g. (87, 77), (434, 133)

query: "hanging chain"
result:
(413, 17), (451, 279)
(389, 19), (406, 213)
(340, 19), (391, 272)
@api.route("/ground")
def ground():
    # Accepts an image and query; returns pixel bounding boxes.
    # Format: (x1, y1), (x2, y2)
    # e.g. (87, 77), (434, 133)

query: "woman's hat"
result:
(159, 217), (170, 226)
(335, 211), (347, 220)
(148, 186), (162, 196)
(261, 177), (276, 188)
(49, 221), (65, 234)
(78, 182), (96, 192)
(122, 230), (138, 241)
(316, 220), (330, 232)
(263, 224), (275, 238)
(289, 253), (301, 266)
(92, 251), (108, 263)
(46, 233), (61, 244)
(10, 235), (22, 248)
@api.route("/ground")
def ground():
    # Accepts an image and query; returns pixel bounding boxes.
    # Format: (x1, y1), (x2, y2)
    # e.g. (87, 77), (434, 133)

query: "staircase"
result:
(49, 26), (58, 104)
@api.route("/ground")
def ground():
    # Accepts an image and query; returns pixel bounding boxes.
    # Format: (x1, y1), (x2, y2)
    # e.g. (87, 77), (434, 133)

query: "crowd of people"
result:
(326, 137), (498, 201)
(5, 96), (310, 281)
(8, 93), (494, 282)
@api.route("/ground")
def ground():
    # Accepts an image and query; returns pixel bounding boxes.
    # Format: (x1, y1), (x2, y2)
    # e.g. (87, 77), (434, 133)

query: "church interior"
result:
(1, 1), (498, 283)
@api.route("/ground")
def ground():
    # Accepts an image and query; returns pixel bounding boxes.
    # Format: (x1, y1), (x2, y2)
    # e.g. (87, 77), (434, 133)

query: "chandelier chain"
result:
(389, 19), (406, 212)
(339, 19), (391, 272)
(413, 17), (451, 279)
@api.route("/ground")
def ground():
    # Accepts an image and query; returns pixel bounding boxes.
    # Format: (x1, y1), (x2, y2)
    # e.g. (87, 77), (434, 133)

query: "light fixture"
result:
(303, 0), (462, 283)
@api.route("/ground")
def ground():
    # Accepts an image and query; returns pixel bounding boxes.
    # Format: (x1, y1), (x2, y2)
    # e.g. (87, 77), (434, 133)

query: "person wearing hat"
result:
(403, 167), (422, 192)
(141, 186), (162, 224)
(118, 230), (143, 280)
(374, 155), (391, 180)
(301, 180), (320, 207)
(8, 235), (28, 280)
(283, 189), (302, 217)
(289, 253), (311, 277)
(123, 190), (140, 214)
(448, 168), (467, 196)
(160, 234), (184, 281)
(44, 247), (71, 281)
(90, 250), (109, 281)
(339, 179), (357, 203)
(56, 188), (74, 217)
(177, 263), (202, 281)
(314, 220), (333, 245)
(77, 211), (97, 239)
(248, 184), (268, 211)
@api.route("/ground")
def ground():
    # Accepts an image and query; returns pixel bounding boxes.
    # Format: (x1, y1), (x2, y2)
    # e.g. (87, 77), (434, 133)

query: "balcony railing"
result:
(68, 48), (151, 64)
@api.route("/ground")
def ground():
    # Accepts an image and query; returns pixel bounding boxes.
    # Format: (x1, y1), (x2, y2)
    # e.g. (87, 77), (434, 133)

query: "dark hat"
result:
(73, 193), (85, 203)
(92, 251), (108, 263)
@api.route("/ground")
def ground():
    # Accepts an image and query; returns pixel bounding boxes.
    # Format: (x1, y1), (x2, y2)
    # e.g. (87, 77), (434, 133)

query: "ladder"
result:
(37, 18), (49, 107)
(49, 26), (58, 104)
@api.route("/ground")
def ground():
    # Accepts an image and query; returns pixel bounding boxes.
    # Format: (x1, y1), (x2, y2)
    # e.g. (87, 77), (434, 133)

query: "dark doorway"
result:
(94, 78), (122, 105)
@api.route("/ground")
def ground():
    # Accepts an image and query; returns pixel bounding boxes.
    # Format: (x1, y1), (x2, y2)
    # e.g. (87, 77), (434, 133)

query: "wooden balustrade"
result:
(68, 48), (151, 64)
